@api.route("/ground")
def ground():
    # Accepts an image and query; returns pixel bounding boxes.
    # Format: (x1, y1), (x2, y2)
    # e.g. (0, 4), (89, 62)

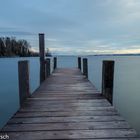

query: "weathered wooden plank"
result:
(14, 110), (118, 118)
(30, 95), (104, 101)
(20, 103), (111, 111)
(32, 88), (100, 92)
(26, 98), (108, 102)
(30, 95), (102, 99)
(2, 121), (131, 132)
(24, 98), (107, 103)
(36, 89), (99, 92)
(8, 115), (125, 124)
(22, 101), (110, 107)
(2, 129), (137, 140)
(31, 93), (102, 98)
(19, 106), (115, 112)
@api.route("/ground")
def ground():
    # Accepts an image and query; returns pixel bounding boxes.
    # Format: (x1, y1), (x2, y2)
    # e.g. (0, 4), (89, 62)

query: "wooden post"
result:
(102, 60), (114, 104)
(39, 33), (45, 84)
(83, 58), (88, 78)
(46, 58), (51, 78)
(18, 60), (30, 106)
(78, 57), (81, 70)
(54, 57), (57, 69)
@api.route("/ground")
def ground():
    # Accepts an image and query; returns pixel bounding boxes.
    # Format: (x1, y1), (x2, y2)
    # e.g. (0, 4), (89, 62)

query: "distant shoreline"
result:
(0, 56), (39, 58)
(89, 53), (140, 56)
(1, 53), (140, 58)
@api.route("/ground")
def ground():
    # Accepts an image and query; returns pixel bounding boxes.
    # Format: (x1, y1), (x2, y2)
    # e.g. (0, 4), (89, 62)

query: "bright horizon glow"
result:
(0, 0), (140, 55)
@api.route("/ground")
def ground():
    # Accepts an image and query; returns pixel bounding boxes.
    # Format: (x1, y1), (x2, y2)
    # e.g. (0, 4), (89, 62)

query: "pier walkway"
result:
(1, 68), (139, 139)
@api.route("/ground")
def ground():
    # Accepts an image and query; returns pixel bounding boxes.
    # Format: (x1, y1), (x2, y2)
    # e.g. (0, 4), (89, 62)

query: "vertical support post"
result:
(83, 58), (88, 78)
(54, 57), (57, 70)
(39, 33), (45, 84)
(18, 60), (30, 106)
(46, 58), (51, 78)
(102, 60), (114, 104)
(78, 57), (81, 70)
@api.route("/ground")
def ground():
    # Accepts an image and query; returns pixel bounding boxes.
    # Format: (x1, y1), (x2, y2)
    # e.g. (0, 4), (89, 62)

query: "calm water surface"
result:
(0, 57), (39, 128)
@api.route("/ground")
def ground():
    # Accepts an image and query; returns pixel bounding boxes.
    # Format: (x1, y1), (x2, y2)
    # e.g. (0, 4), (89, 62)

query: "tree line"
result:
(0, 37), (38, 57)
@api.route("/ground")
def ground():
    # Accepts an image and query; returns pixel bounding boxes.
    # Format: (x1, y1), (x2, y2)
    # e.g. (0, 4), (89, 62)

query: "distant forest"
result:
(0, 37), (52, 57)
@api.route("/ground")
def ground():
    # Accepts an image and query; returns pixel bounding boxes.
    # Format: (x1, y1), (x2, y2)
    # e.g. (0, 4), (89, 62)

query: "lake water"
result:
(86, 55), (140, 135)
(0, 57), (40, 129)
(0, 55), (140, 135)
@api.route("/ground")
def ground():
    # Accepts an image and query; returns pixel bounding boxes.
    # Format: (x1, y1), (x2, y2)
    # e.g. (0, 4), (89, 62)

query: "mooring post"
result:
(102, 60), (115, 104)
(83, 58), (88, 78)
(18, 60), (30, 106)
(78, 57), (81, 70)
(46, 58), (51, 78)
(54, 57), (57, 70)
(39, 33), (45, 84)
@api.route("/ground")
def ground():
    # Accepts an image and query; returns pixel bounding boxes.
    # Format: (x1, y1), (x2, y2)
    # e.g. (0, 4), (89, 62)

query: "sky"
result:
(0, 0), (140, 55)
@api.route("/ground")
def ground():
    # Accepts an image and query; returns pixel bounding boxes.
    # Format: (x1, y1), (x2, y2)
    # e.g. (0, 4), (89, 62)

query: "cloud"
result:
(0, 31), (35, 36)
(1, 0), (140, 54)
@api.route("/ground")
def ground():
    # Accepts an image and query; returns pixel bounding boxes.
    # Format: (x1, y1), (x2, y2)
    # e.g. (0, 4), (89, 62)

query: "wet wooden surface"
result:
(1, 68), (139, 139)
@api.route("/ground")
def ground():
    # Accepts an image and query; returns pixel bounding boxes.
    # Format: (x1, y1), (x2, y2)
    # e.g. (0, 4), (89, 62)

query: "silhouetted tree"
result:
(0, 37), (33, 57)
(0, 36), (52, 57)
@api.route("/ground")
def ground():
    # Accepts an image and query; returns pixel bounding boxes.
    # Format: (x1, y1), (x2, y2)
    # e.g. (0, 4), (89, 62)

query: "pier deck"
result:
(1, 68), (139, 139)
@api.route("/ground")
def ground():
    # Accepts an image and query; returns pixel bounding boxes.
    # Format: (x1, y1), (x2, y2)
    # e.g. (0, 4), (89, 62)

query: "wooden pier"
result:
(1, 68), (139, 139)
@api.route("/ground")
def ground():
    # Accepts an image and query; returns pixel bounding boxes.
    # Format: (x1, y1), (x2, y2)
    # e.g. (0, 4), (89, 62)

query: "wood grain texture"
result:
(1, 68), (139, 139)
